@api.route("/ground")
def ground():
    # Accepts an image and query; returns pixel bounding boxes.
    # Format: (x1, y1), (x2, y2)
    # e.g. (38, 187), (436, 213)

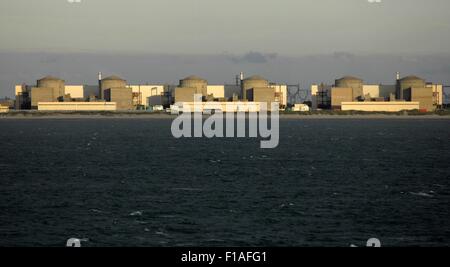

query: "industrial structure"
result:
(311, 73), (443, 112)
(0, 103), (9, 113)
(0, 98), (14, 113)
(172, 74), (287, 112)
(14, 73), (288, 112)
(10, 72), (445, 113)
(15, 73), (170, 111)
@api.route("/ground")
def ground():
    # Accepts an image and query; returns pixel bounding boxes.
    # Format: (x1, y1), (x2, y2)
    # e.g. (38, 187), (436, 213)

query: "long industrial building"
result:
(311, 73), (444, 112)
(14, 73), (288, 112)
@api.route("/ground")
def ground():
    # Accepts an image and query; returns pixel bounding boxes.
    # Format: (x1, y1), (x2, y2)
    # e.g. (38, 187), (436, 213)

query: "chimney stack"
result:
(98, 72), (102, 99)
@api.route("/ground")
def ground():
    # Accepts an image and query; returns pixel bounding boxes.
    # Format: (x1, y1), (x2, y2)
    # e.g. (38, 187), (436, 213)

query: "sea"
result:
(0, 118), (449, 247)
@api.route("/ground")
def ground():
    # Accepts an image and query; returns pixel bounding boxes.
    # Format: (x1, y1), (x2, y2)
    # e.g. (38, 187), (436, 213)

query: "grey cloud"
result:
(229, 52), (278, 64)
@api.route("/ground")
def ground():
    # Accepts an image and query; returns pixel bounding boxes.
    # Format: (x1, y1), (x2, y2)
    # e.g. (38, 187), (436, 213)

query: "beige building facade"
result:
(64, 85), (84, 99)
(341, 102), (420, 112)
(270, 84), (288, 108)
(173, 101), (278, 113)
(0, 106), (9, 113)
(331, 87), (353, 109)
(129, 85), (165, 108)
(206, 85), (226, 99)
(104, 87), (133, 110)
(38, 102), (117, 111)
(410, 87), (434, 111)
(248, 87), (276, 106)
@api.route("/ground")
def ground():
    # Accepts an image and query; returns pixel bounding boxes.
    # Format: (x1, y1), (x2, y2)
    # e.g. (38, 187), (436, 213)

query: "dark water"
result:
(0, 118), (449, 247)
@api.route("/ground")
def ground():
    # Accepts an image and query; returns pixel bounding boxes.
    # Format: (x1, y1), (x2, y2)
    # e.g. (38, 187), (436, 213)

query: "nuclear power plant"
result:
(12, 73), (288, 112)
(4, 72), (444, 113)
(311, 73), (444, 112)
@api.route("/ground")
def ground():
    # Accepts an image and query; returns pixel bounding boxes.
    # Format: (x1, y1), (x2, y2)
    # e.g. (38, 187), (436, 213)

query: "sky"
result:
(1, 0), (450, 55)
(0, 0), (449, 99)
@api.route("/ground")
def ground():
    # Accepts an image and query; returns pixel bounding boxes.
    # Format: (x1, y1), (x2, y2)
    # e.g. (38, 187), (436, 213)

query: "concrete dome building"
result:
(242, 75), (269, 100)
(179, 75), (208, 96)
(37, 75), (65, 85)
(30, 76), (66, 109)
(100, 75), (127, 99)
(399, 75), (426, 88)
(335, 76), (363, 85)
(335, 76), (364, 101)
(397, 75), (426, 100)
(37, 76), (65, 97)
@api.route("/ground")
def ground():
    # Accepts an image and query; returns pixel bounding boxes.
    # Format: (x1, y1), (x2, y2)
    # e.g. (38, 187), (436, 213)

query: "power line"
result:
(287, 84), (310, 105)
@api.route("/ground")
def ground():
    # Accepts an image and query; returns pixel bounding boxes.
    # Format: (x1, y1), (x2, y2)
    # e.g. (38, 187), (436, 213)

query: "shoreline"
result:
(1, 112), (450, 120)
